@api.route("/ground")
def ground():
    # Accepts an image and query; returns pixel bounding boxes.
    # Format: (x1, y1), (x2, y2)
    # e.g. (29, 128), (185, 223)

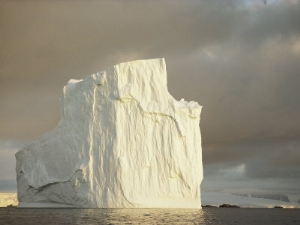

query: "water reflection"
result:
(76, 208), (208, 224)
(2, 208), (299, 224)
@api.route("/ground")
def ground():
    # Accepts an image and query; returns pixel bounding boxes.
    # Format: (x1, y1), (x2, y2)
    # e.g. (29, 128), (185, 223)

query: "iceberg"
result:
(16, 58), (203, 208)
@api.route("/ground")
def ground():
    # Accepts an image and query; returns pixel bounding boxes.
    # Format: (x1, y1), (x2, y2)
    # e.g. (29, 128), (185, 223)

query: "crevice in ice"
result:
(141, 110), (185, 137)
(118, 95), (133, 103)
(178, 173), (191, 191)
(35, 180), (65, 192)
(19, 167), (87, 206)
(118, 184), (136, 207)
(88, 85), (97, 191)
(27, 168), (85, 193)
(47, 191), (68, 204)
(118, 94), (186, 137)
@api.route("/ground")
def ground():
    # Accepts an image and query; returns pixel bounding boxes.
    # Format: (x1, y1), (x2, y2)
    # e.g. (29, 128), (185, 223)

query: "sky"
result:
(1, 0), (300, 196)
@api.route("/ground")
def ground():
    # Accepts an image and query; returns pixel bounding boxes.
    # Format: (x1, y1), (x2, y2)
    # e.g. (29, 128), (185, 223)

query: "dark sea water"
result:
(1, 208), (299, 224)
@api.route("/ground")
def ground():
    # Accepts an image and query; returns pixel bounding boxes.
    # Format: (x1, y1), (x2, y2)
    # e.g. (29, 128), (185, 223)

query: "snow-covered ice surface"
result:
(15, 58), (203, 208)
(201, 191), (299, 208)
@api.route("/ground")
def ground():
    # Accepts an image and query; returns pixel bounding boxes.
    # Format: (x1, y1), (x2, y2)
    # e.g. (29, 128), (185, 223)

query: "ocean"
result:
(1, 208), (299, 224)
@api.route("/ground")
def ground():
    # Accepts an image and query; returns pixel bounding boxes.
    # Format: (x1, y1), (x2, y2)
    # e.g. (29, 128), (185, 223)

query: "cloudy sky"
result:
(1, 0), (300, 195)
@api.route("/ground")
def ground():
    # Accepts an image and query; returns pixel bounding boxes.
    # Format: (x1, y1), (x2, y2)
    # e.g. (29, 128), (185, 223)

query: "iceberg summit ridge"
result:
(16, 58), (203, 208)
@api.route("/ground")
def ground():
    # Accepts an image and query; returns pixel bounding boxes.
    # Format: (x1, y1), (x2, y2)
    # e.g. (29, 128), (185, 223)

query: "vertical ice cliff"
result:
(16, 58), (203, 208)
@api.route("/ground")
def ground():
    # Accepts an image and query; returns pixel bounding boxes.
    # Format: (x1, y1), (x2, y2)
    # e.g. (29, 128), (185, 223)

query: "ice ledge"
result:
(18, 198), (201, 209)
(18, 202), (77, 208)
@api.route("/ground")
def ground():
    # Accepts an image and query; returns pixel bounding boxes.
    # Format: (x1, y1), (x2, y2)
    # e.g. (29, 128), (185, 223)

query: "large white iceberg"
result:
(16, 58), (203, 208)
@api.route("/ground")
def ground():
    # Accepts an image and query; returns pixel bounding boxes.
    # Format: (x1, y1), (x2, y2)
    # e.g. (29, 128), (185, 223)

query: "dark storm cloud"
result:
(202, 138), (300, 192)
(240, 0), (300, 45)
(244, 139), (300, 178)
(0, 0), (249, 140)
(1, 0), (300, 191)
(0, 140), (23, 180)
(203, 138), (300, 175)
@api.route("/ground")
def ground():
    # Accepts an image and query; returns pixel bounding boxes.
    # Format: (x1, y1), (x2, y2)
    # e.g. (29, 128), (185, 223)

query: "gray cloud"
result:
(202, 138), (300, 193)
(0, 140), (24, 181)
(244, 139), (300, 179)
(1, 0), (300, 193)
